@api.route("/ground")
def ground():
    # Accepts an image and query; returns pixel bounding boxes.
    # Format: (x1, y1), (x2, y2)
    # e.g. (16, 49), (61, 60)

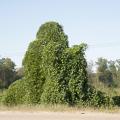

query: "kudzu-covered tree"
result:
(2, 21), (110, 107)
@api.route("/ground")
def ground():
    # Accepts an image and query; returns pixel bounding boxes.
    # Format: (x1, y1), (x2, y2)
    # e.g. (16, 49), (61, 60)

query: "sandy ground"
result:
(0, 111), (120, 120)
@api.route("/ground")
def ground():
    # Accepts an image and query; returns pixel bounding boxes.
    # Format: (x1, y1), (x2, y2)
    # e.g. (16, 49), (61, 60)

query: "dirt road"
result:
(0, 111), (120, 120)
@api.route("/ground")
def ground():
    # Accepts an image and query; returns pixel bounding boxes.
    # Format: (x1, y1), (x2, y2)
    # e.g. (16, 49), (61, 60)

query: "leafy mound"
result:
(2, 22), (112, 107)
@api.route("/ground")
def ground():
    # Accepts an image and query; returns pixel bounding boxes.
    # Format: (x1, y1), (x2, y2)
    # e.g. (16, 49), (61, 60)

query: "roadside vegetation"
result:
(0, 21), (120, 109)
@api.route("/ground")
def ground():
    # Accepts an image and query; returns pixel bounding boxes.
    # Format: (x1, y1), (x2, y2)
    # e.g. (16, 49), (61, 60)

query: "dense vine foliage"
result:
(2, 21), (114, 107)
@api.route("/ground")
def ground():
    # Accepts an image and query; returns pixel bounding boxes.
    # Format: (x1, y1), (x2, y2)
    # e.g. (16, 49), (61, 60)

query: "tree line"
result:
(0, 58), (24, 89)
(88, 58), (120, 87)
(1, 57), (120, 90)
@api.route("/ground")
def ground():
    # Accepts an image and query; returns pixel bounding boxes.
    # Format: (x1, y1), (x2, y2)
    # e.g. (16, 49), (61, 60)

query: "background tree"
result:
(96, 58), (108, 73)
(96, 58), (113, 86)
(15, 67), (24, 80)
(116, 59), (120, 86)
(0, 58), (16, 89)
(87, 60), (95, 84)
(108, 60), (117, 86)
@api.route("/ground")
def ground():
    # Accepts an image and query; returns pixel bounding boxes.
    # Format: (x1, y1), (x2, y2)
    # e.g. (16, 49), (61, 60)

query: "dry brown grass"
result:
(0, 104), (120, 113)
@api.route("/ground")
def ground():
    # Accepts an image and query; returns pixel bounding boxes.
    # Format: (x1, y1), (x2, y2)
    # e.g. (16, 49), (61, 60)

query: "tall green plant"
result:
(2, 21), (112, 107)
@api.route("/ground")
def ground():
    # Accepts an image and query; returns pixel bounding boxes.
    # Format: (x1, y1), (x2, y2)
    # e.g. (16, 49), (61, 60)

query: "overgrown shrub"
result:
(1, 21), (116, 107)
(87, 87), (111, 107)
(2, 79), (29, 106)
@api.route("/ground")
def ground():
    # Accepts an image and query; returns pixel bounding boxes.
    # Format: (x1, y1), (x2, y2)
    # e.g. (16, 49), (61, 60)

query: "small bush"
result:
(76, 85), (111, 107)
(112, 96), (120, 106)
(0, 94), (2, 104)
(2, 79), (29, 106)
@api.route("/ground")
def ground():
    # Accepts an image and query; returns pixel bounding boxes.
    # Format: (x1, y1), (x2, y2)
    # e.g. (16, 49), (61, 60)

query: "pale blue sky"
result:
(0, 0), (120, 67)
